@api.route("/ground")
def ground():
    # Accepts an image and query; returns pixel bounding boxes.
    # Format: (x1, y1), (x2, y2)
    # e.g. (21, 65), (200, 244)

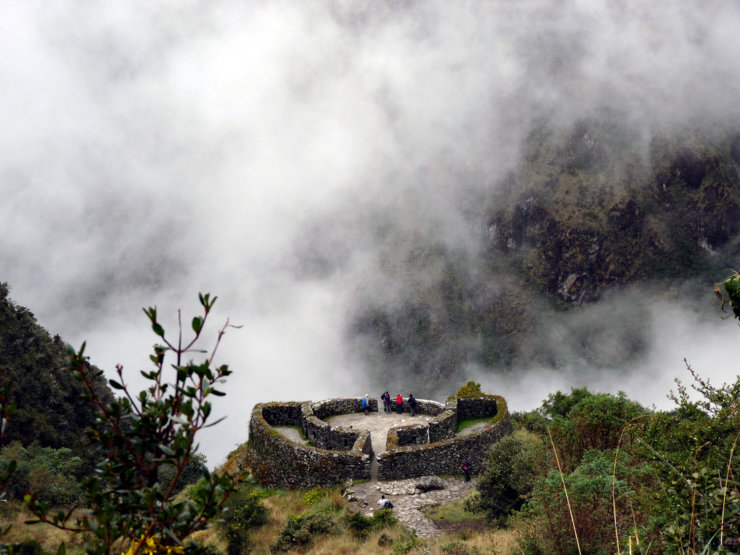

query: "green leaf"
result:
(192, 316), (203, 333)
(152, 323), (165, 337)
(159, 444), (176, 456)
(108, 379), (124, 390)
(57, 543), (67, 555)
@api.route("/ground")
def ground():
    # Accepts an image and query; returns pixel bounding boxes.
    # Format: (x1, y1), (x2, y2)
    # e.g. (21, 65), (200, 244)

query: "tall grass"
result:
(547, 427), (582, 555)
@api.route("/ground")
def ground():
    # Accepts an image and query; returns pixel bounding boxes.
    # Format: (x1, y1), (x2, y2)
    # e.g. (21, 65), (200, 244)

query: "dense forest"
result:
(0, 282), (112, 452)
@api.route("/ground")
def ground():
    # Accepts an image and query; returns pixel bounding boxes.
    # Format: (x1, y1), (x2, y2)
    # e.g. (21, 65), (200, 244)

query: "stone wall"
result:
(428, 410), (457, 443)
(381, 398), (443, 415)
(247, 394), (510, 487)
(414, 399), (445, 416)
(261, 402), (305, 426)
(387, 423), (428, 448)
(247, 403), (371, 488)
(456, 396), (498, 420)
(304, 414), (360, 451)
(312, 397), (378, 419)
(377, 412), (511, 481)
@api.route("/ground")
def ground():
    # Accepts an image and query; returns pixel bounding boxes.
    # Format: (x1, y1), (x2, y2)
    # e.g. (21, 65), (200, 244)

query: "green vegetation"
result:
(271, 512), (339, 552)
(0, 283), (112, 455)
(476, 431), (541, 522)
(0, 443), (82, 507)
(421, 498), (486, 525)
(218, 481), (271, 555)
(350, 123), (740, 394)
(12, 293), (243, 555)
(476, 373), (740, 553)
(347, 508), (397, 538)
(1, 270), (740, 553)
(455, 382), (485, 398)
(455, 416), (497, 433)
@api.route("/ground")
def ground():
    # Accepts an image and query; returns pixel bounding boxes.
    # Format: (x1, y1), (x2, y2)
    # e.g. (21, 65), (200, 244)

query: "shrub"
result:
(392, 531), (424, 554)
(456, 382), (485, 398)
(302, 487), (326, 507)
(477, 432), (539, 521)
(5, 540), (43, 555)
(516, 449), (640, 554)
(271, 512), (337, 552)
(377, 532), (393, 547)
(0, 442), (82, 506)
(218, 484), (269, 555)
(463, 490), (481, 513)
(440, 541), (481, 555)
(24, 294), (243, 554)
(347, 508), (397, 538)
(157, 452), (208, 496)
(548, 391), (645, 470)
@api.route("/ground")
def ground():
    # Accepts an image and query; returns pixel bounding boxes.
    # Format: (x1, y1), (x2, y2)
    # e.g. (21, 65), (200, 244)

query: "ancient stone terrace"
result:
(247, 393), (510, 488)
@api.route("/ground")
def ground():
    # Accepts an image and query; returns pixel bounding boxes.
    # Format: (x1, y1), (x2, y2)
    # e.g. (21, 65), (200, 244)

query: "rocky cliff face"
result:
(348, 120), (740, 393)
(486, 122), (740, 303)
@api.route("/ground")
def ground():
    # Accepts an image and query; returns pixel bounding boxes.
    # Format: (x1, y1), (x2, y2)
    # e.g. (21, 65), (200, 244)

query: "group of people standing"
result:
(380, 392), (417, 416)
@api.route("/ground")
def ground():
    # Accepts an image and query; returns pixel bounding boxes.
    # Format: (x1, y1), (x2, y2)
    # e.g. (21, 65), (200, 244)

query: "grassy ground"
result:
(2, 485), (519, 554)
(456, 416), (498, 434)
(0, 502), (86, 554)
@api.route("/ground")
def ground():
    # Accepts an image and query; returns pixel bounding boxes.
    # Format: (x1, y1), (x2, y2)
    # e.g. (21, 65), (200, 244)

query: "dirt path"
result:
(345, 476), (478, 538)
(324, 413), (474, 538)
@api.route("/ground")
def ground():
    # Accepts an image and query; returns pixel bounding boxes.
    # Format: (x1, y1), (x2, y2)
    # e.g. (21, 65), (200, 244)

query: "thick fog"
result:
(2, 0), (740, 466)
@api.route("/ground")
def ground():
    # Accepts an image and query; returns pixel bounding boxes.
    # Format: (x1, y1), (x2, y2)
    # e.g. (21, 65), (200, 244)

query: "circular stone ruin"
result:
(247, 394), (510, 488)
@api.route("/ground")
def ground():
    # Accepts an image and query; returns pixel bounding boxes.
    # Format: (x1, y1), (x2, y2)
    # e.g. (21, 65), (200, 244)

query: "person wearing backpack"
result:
(408, 394), (417, 416)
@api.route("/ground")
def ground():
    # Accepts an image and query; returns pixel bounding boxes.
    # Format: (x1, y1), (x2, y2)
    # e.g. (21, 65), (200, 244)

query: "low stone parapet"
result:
(377, 413), (511, 481)
(247, 403), (371, 488)
(247, 394), (510, 487)
(457, 396), (498, 420)
(312, 397), (378, 419)
(428, 409), (457, 442)
(304, 414), (360, 451)
(261, 402), (305, 426)
(387, 423), (428, 448)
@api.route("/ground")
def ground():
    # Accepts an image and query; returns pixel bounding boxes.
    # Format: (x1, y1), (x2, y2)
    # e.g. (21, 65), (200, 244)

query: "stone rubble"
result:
(348, 475), (478, 538)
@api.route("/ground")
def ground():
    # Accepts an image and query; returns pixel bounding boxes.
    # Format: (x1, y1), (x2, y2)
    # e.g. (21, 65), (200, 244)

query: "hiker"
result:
(362, 394), (369, 415)
(462, 460), (472, 482)
(377, 495), (393, 509)
(408, 393), (417, 416)
(396, 393), (403, 414)
(382, 391), (391, 413)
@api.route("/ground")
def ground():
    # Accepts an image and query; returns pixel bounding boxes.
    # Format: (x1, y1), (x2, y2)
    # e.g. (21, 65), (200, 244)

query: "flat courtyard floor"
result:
(325, 411), (434, 454)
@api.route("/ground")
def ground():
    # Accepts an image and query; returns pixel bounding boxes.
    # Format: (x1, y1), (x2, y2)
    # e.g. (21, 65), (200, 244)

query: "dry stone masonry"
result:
(247, 394), (510, 488)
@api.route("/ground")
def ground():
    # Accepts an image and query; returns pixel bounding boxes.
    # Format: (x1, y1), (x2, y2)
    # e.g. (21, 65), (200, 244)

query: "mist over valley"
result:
(2, 0), (740, 466)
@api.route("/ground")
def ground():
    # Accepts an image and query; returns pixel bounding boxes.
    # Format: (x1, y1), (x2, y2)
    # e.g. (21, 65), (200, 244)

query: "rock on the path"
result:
(416, 475), (445, 492)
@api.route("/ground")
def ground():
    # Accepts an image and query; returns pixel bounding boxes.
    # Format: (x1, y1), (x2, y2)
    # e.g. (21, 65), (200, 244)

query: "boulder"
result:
(416, 475), (445, 492)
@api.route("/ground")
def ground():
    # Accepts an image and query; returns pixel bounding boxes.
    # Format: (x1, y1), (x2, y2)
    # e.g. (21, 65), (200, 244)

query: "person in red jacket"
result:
(396, 393), (403, 414)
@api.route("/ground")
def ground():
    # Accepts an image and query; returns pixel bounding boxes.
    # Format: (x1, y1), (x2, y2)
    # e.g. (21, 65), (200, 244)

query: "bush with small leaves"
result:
(219, 484), (270, 555)
(391, 531), (424, 555)
(302, 487), (326, 507)
(347, 508), (396, 538)
(456, 382), (485, 398)
(271, 513), (338, 552)
(440, 541), (481, 555)
(24, 294), (244, 555)
(477, 432), (540, 521)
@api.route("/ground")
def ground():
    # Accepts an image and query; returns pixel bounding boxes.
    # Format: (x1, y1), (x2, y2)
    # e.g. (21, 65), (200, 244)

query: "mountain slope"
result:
(0, 282), (112, 451)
